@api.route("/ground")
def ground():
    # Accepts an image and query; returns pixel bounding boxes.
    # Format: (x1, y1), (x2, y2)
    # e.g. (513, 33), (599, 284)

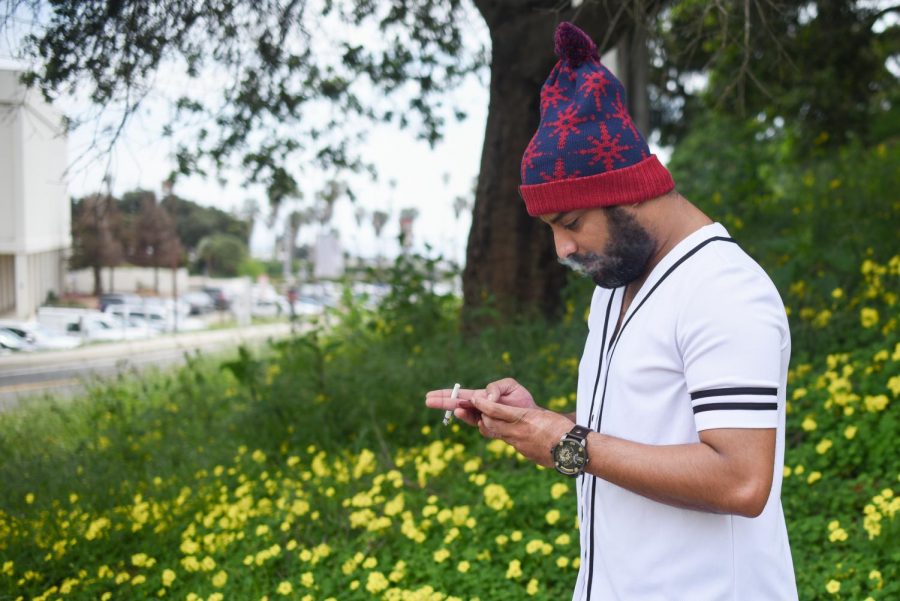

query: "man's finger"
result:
(485, 378), (518, 400)
(425, 388), (480, 410)
(471, 394), (520, 422)
(454, 407), (481, 427)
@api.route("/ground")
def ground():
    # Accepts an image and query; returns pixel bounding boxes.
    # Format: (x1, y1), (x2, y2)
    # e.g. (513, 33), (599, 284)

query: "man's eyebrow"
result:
(550, 212), (569, 225)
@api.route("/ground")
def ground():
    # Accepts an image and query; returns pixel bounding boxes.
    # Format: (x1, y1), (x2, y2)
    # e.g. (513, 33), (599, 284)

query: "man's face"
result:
(542, 206), (656, 289)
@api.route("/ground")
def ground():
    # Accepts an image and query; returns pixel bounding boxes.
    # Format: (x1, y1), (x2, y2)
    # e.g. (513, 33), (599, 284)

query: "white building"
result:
(0, 68), (70, 320)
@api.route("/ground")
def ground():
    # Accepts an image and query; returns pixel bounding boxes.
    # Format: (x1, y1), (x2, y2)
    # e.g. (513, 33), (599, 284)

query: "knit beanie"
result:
(519, 22), (674, 217)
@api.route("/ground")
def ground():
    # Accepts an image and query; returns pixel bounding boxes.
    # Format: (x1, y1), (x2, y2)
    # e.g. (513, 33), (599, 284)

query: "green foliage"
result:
(237, 257), (267, 279)
(0, 241), (898, 599)
(160, 194), (251, 250)
(670, 120), (899, 351)
(195, 233), (249, 277)
(654, 0), (899, 152)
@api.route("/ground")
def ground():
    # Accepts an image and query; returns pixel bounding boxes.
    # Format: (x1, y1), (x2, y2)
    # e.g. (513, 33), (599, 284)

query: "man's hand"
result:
(425, 378), (540, 427)
(425, 386), (483, 426)
(469, 392), (573, 468)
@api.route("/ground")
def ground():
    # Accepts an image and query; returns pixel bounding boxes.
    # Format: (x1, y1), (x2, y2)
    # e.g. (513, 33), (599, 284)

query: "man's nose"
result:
(554, 231), (576, 259)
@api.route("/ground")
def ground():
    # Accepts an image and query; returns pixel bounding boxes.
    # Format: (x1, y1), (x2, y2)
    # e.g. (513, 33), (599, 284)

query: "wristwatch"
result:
(551, 425), (592, 477)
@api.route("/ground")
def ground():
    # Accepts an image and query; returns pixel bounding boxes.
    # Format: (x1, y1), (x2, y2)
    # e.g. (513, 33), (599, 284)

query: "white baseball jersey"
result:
(572, 223), (797, 600)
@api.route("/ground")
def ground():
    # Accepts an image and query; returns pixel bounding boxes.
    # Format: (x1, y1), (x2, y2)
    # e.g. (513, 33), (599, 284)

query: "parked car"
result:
(182, 291), (216, 315)
(98, 292), (142, 312)
(202, 287), (232, 311)
(0, 328), (34, 352)
(39, 307), (151, 342)
(0, 320), (82, 351)
(105, 305), (169, 333)
(251, 297), (285, 318)
(281, 295), (326, 317)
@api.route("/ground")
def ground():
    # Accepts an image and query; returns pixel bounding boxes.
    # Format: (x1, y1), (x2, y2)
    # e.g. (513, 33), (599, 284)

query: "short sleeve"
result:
(677, 262), (789, 432)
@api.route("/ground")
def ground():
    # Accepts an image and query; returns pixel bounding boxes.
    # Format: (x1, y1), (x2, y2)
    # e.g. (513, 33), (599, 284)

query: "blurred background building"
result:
(0, 67), (70, 319)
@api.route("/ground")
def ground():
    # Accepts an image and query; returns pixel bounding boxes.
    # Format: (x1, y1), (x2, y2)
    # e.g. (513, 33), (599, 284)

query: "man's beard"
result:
(559, 207), (656, 289)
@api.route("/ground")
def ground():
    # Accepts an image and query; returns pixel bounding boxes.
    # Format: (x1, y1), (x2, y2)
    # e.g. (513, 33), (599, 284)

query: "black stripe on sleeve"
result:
(690, 387), (777, 400)
(693, 402), (778, 414)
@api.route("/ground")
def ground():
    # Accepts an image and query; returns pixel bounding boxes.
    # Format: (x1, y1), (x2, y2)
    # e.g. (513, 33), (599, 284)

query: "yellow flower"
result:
(546, 509), (561, 525)
(526, 539), (544, 554)
(825, 579), (840, 594)
(861, 308), (879, 328)
(551, 482), (569, 499)
(526, 578), (540, 595)
(495, 534), (509, 546)
(865, 395), (889, 412)
(131, 553), (149, 567)
(555, 533), (571, 546)
(457, 561), (470, 573)
(433, 548), (450, 563)
(510, 530), (523, 542)
(831, 288), (844, 299)
(801, 416), (817, 431)
(25, 493), (34, 504)
(161, 569), (176, 587)
(783, 466), (792, 478)
(844, 425), (858, 440)
(366, 571), (389, 594)
(556, 556), (570, 568)
(212, 570), (228, 588)
(277, 581), (293, 595)
(888, 375), (900, 397)
(816, 439), (833, 454)
(807, 471), (822, 484)
(506, 559), (523, 579)
(813, 309), (831, 328)
(484, 483), (513, 511)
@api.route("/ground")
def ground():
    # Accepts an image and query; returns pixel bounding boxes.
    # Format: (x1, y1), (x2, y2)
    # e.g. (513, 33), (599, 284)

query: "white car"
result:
(0, 320), (82, 351)
(0, 328), (34, 352)
(38, 308), (152, 342)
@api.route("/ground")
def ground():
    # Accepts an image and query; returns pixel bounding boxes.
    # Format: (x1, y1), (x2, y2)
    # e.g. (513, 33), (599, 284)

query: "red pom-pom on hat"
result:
(554, 22), (598, 68)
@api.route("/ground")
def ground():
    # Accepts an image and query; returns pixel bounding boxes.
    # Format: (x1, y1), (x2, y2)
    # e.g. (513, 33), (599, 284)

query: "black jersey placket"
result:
(578, 289), (617, 579)
(582, 236), (736, 601)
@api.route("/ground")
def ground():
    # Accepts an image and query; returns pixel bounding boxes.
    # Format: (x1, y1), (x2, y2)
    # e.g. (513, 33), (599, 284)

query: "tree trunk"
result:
(618, 20), (650, 137)
(92, 264), (103, 297)
(464, 2), (643, 325)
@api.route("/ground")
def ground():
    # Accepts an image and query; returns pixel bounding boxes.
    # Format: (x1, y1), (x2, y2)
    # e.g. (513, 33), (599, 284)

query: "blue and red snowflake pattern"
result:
(520, 138), (545, 180)
(541, 158), (581, 183)
(521, 55), (651, 187)
(578, 67), (610, 112)
(608, 91), (639, 142)
(579, 124), (632, 171)
(541, 79), (568, 115)
(546, 104), (591, 150)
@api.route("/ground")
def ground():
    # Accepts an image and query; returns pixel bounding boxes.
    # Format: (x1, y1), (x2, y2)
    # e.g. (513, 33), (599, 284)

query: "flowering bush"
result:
(0, 256), (897, 598)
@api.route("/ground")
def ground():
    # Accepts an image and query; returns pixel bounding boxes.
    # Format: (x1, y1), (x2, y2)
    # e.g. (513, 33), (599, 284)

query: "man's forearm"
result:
(583, 429), (775, 518)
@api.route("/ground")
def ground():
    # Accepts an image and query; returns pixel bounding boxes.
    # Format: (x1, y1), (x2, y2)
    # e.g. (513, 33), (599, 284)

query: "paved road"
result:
(0, 323), (297, 411)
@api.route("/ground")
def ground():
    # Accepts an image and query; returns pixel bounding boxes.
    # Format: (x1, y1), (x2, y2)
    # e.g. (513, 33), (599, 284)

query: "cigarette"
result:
(443, 383), (461, 426)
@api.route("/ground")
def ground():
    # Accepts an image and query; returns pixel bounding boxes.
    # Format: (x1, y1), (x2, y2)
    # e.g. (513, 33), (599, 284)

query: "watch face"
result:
(553, 439), (588, 476)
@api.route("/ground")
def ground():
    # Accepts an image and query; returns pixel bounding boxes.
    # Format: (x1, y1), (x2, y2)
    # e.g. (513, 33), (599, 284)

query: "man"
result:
(426, 22), (797, 600)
